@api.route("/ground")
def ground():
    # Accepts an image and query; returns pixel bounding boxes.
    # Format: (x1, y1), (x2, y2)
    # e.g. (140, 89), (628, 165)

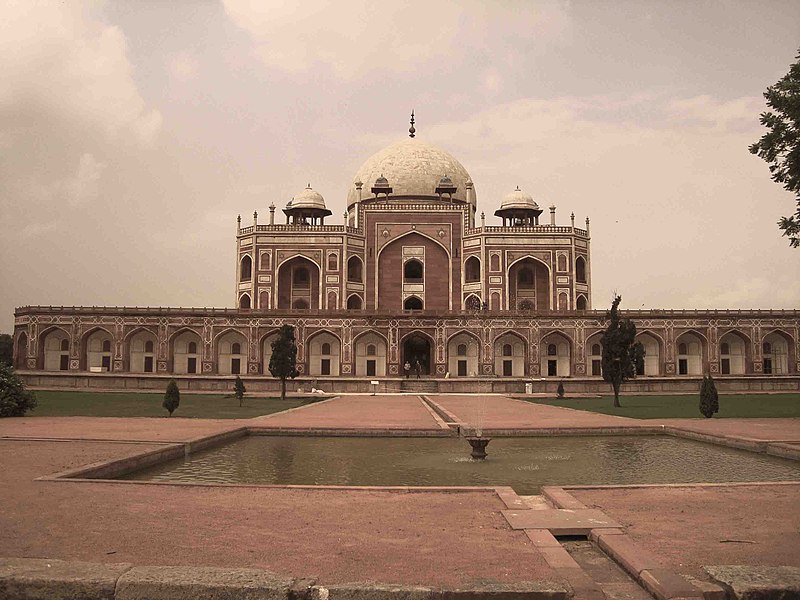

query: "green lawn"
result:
(516, 393), (800, 419)
(26, 390), (327, 419)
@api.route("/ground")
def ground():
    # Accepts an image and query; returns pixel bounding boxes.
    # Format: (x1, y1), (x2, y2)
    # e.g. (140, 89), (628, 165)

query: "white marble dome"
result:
(499, 186), (538, 210)
(347, 138), (475, 207)
(290, 185), (326, 210)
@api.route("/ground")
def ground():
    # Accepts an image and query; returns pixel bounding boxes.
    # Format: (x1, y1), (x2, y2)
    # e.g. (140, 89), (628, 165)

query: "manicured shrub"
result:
(556, 380), (565, 399)
(163, 379), (180, 416)
(0, 364), (37, 417)
(699, 374), (719, 418)
(234, 375), (246, 407)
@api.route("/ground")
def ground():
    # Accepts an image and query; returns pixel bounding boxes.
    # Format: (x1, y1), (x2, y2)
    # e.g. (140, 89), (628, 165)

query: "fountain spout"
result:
(466, 436), (491, 460)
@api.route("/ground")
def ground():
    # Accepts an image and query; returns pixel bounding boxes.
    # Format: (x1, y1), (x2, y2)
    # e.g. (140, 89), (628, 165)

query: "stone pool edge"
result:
(0, 558), (570, 600)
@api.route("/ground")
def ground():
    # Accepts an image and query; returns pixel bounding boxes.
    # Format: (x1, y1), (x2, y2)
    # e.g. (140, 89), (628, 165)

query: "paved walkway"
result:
(570, 483), (800, 581)
(254, 394), (445, 430)
(429, 394), (651, 430)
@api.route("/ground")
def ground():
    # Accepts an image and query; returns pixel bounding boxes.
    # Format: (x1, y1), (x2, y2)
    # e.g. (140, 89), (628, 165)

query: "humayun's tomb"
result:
(12, 118), (800, 393)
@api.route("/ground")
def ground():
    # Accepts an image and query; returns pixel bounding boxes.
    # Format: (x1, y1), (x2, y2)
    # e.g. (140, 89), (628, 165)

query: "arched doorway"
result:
(15, 332), (28, 369)
(402, 334), (432, 376)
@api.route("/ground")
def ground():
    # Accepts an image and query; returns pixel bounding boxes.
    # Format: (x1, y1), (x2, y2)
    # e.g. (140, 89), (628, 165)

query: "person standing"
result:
(403, 361), (411, 379)
(414, 359), (421, 379)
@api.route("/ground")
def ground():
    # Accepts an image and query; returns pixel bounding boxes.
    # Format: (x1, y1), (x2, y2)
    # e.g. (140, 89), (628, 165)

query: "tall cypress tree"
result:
(600, 295), (645, 408)
(269, 325), (300, 401)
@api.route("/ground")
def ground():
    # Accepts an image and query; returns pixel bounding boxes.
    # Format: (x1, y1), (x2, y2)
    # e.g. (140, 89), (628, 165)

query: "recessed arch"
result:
(14, 331), (28, 369)
(575, 256), (587, 283)
(240, 254), (252, 281)
(239, 293), (251, 309)
(403, 259), (424, 281)
(169, 327), (202, 374)
(400, 330), (435, 376)
(507, 255), (552, 311)
(576, 294), (588, 311)
(719, 329), (751, 375)
(39, 326), (71, 371)
(493, 330), (526, 377)
(346, 294), (363, 310)
(464, 294), (482, 310)
(585, 332), (604, 376)
(306, 329), (341, 376)
(277, 255), (321, 310)
(447, 331), (481, 377)
(635, 331), (662, 376)
(540, 331), (571, 376)
(80, 326), (114, 371)
(675, 330), (706, 375)
(215, 329), (248, 375)
(464, 256), (480, 283)
(354, 331), (387, 376)
(127, 327), (158, 373)
(347, 255), (363, 283)
(761, 329), (795, 374)
(404, 296), (423, 310)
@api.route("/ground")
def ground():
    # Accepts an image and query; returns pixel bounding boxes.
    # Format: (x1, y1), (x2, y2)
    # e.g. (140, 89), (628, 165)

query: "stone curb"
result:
(115, 565), (293, 600)
(0, 557), (133, 600)
(0, 559), (570, 600)
(703, 565), (800, 599)
(309, 582), (570, 600)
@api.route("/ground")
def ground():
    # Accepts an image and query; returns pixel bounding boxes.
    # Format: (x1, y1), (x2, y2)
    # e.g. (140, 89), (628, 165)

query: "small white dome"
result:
(499, 186), (538, 210)
(290, 184), (326, 210)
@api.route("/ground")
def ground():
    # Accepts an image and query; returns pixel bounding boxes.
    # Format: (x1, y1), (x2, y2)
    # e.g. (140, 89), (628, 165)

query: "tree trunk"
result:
(612, 380), (622, 408)
(281, 377), (286, 401)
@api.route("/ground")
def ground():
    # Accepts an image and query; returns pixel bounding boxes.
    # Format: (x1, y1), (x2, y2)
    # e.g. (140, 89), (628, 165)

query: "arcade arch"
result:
(675, 332), (704, 375)
(401, 332), (433, 376)
(541, 332), (571, 377)
(508, 257), (550, 311)
(277, 256), (320, 310)
(172, 330), (202, 374)
(83, 328), (113, 371)
(129, 329), (157, 373)
(42, 328), (70, 371)
(762, 331), (792, 374)
(447, 333), (480, 377)
(494, 333), (525, 376)
(217, 330), (247, 375)
(636, 332), (661, 376)
(719, 331), (749, 375)
(308, 332), (340, 376)
(355, 333), (387, 376)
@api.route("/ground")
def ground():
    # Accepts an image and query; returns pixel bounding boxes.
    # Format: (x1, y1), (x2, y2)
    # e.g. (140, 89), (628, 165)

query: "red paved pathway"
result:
(254, 394), (444, 430)
(0, 416), (245, 442)
(429, 394), (649, 430)
(570, 483), (800, 579)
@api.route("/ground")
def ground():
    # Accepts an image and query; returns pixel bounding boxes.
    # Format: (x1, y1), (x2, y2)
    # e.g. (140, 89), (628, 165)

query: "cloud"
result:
(0, 1), (161, 143)
(169, 51), (199, 82)
(222, 0), (571, 79)
(64, 153), (106, 207)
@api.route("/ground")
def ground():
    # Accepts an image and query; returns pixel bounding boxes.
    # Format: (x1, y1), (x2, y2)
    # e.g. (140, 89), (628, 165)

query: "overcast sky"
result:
(2, 0), (799, 333)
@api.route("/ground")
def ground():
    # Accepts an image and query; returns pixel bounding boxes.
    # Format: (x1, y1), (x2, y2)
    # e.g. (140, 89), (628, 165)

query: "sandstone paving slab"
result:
(0, 557), (132, 600)
(703, 565), (800, 599)
(0, 439), (560, 588)
(0, 416), (245, 443)
(253, 395), (441, 430)
(502, 509), (621, 534)
(569, 484), (800, 582)
(429, 396), (647, 430)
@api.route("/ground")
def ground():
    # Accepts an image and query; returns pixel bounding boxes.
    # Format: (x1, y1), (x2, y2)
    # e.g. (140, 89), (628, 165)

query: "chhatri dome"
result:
(347, 137), (476, 208)
(498, 186), (538, 211)
(288, 184), (327, 211)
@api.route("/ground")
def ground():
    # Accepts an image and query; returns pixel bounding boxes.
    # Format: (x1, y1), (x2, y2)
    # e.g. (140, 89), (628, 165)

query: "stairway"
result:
(400, 379), (439, 393)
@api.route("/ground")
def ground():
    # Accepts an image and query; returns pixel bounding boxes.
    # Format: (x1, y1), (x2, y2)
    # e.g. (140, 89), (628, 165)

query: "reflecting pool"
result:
(124, 435), (800, 495)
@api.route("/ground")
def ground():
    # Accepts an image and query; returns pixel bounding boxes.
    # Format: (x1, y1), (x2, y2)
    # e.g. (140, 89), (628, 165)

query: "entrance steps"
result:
(400, 379), (439, 393)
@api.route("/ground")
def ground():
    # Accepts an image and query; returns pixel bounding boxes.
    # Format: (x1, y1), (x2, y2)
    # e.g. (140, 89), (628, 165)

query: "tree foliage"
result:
(0, 364), (37, 417)
(699, 374), (720, 418)
(749, 49), (800, 248)
(269, 325), (300, 401)
(600, 295), (645, 408)
(163, 379), (180, 416)
(0, 334), (12, 366)
(234, 375), (246, 407)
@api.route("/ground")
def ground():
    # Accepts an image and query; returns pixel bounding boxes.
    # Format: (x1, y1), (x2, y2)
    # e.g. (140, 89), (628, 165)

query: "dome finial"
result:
(409, 110), (416, 138)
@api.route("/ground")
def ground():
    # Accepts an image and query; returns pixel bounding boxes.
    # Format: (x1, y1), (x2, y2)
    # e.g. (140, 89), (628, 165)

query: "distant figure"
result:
(414, 359), (421, 379)
(403, 361), (411, 379)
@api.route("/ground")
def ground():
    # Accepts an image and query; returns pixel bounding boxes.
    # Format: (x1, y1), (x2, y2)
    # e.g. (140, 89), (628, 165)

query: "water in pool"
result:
(124, 435), (800, 495)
